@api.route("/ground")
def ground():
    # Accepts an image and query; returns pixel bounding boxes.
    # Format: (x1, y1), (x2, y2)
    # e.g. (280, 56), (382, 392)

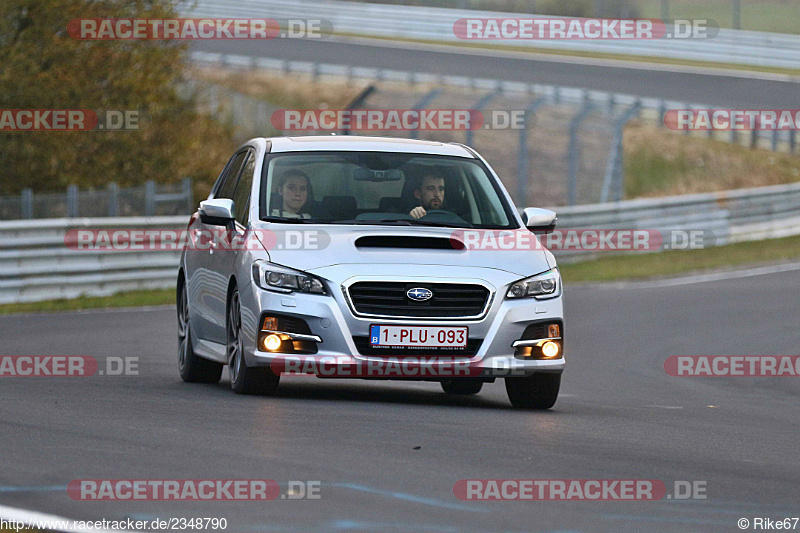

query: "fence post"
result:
(182, 177), (194, 213)
(613, 101), (641, 202)
(145, 180), (156, 216)
(567, 97), (594, 206)
(517, 96), (547, 208)
(107, 182), (118, 217)
(21, 189), (33, 219)
(790, 129), (796, 154)
(661, 0), (669, 20)
(771, 130), (779, 152)
(732, 0), (741, 30)
(466, 89), (500, 147)
(67, 185), (78, 217)
(409, 88), (442, 139)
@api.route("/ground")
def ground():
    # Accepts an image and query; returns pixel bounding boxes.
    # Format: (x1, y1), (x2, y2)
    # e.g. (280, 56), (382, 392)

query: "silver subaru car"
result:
(177, 136), (564, 408)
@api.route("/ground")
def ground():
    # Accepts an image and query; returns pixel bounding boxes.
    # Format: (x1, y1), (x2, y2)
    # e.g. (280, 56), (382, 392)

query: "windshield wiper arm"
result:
(260, 216), (317, 224)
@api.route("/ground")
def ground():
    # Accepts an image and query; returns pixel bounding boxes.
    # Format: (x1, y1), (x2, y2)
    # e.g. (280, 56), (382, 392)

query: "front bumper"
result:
(238, 276), (565, 379)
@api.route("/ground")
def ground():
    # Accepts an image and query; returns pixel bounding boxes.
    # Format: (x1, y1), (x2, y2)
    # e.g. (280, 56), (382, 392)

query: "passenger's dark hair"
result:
(275, 169), (314, 200)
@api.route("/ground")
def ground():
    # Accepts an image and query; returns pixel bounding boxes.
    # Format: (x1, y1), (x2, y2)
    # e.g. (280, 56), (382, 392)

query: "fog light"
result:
(263, 334), (282, 351)
(541, 341), (560, 358)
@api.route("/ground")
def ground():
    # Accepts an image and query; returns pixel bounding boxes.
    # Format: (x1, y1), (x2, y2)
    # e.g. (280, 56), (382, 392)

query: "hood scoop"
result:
(355, 235), (465, 250)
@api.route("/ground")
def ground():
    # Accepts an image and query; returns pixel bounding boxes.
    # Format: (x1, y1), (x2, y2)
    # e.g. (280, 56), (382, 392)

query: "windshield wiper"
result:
(343, 218), (468, 228)
(261, 216), (318, 224)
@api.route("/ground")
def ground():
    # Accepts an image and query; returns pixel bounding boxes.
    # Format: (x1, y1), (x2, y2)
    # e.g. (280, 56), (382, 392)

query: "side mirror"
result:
(523, 207), (557, 232)
(199, 199), (235, 227)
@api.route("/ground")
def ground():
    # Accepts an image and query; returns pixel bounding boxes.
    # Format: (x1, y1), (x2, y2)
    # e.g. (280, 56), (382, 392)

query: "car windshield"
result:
(260, 151), (517, 229)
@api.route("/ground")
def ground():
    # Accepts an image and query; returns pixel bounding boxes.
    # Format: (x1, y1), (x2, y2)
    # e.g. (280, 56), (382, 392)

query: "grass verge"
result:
(0, 288), (175, 316)
(560, 234), (800, 283)
(2, 237), (800, 315)
(624, 121), (800, 198)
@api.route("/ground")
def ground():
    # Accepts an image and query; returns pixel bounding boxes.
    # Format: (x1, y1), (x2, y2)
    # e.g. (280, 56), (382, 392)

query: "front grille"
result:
(352, 336), (482, 357)
(347, 282), (490, 318)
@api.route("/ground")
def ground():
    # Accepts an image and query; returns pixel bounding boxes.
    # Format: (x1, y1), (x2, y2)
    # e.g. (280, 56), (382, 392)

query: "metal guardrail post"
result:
(567, 96), (594, 206)
(613, 101), (642, 202)
(661, 0), (669, 20)
(733, 0), (741, 30)
(67, 185), (78, 217)
(601, 101), (641, 203)
(409, 88), (442, 140)
(107, 182), (118, 217)
(145, 180), (156, 216)
(466, 89), (500, 147)
(517, 96), (547, 207)
(683, 104), (691, 136)
(21, 189), (33, 219)
(771, 130), (779, 152)
(182, 177), (194, 213)
(790, 130), (796, 154)
(340, 84), (377, 135)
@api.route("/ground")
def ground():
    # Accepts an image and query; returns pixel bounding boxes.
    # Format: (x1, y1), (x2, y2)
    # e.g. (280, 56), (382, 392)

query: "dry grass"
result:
(189, 66), (367, 110)
(624, 121), (800, 198)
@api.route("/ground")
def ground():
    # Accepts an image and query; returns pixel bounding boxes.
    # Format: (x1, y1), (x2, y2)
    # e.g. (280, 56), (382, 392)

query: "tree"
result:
(0, 0), (235, 194)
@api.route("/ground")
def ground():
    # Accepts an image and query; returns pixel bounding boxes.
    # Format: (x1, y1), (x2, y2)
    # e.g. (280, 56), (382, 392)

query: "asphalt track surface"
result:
(1, 269), (799, 532)
(192, 37), (800, 108)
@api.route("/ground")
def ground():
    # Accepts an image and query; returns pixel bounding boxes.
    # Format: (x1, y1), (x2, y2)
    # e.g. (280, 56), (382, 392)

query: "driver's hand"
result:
(409, 206), (426, 219)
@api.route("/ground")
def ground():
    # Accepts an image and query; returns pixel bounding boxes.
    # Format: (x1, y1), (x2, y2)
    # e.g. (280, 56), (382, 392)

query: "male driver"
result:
(409, 174), (445, 219)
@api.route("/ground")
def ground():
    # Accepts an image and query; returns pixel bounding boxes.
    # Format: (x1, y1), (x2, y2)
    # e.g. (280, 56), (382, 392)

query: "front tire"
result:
(441, 379), (483, 395)
(505, 373), (560, 409)
(227, 287), (280, 395)
(178, 281), (223, 384)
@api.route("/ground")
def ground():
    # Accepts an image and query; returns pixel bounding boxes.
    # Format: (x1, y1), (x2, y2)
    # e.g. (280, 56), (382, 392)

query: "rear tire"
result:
(178, 281), (223, 384)
(227, 287), (280, 395)
(505, 373), (560, 409)
(441, 379), (483, 395)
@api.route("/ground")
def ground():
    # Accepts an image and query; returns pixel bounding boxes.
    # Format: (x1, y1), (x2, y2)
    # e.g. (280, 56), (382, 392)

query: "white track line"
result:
(576, 261), (800, 290)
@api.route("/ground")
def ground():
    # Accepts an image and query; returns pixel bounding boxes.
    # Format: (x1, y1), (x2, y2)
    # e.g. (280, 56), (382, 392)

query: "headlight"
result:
(507, 268), (561, 300)
(252, 260), (326, 294)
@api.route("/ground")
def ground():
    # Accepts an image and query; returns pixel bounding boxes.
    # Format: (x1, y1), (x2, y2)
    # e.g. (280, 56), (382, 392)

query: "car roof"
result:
(264, 136), (476, 158)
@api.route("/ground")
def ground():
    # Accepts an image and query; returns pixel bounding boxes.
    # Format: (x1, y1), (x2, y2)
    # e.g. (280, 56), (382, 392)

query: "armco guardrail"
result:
(179, 0), (800, 69)
(553, 182), (800, 262)
(0, 217), (185, 304)
(3, 182), (800, 304)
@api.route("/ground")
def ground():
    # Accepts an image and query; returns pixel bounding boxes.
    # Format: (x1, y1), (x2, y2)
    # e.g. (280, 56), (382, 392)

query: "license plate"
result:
(370, 325), (468, 348)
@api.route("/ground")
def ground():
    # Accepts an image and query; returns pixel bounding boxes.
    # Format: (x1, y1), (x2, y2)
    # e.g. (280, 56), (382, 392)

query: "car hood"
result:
(251, 223), (553, 278)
